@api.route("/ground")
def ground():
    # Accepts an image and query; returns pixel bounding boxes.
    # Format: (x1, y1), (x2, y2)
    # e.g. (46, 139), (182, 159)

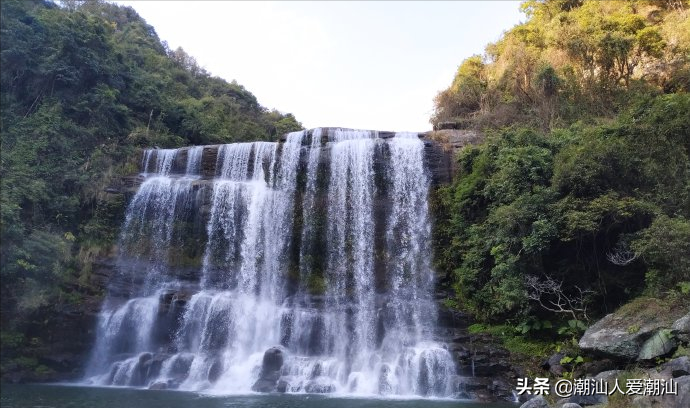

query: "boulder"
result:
(454, 390), (471, 399)
(564, 393), (607, 406)
(672, 312), (690, 343)
(459, 376), (492, 391)
(470, 388), (495, 402)
(638, 329), (676, 360)
(167, 354), (193, 379)
(252, 378), (279, 393)
(542, 352), (565, 376)
(261, 347), (284, 374)
(488, 377), (517, 401)
(250, 347), (285, 393)
(138, 353), (167, 385)
(666, 375), (690, 408)
(630, 375), (690, 408)
(631, 395), (653, 408)
(594, 369), (621, 383)
(148, 381), (167, 390)
(276, 379), (289, 393)
(579, 312), (669, 361)
(304, 380), (336, 393)
(575, 359), (615, 378)
(661, 356), (690, 378)
(519, 395), (550, 408)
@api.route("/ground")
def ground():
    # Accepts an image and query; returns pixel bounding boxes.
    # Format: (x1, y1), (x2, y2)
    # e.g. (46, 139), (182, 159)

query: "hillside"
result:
(431, 0), (690, 391)
(432, 0), (689, 130)
(0, 0), (301, 378)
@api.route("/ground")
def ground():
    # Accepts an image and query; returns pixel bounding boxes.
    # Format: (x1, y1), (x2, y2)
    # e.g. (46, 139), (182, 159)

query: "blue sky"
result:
(115, 1), (525, 132)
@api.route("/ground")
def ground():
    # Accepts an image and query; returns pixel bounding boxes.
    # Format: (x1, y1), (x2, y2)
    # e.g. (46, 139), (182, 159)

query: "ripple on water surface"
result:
(0, 384), (519, 408)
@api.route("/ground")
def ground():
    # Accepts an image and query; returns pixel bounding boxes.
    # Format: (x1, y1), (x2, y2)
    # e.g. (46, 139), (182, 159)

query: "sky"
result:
(114, 1), (525, 132)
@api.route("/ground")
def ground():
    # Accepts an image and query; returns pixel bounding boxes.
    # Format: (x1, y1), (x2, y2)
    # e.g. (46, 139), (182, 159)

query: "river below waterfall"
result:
(1, 384), (518, 408)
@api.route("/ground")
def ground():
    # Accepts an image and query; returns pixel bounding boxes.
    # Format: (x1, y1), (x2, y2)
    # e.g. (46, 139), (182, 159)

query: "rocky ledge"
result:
(519, 306), (690, 408)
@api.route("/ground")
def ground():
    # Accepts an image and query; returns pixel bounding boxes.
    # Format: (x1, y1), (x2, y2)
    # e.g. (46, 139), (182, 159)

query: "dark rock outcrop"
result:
(251, 347), (284, 393)
(542, 352), (565, 376)
(435, 300), (521, 402)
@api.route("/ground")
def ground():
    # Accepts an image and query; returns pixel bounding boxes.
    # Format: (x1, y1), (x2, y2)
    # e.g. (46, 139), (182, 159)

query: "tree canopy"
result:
(432, 0), (690, 130)
(0, 0), (302, 346)
(433, 1), (690, 333)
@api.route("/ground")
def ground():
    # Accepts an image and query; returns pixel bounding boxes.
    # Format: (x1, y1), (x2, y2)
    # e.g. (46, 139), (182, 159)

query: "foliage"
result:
(558, 354), (584, 380)
(0, 0), (302, 371)
(432, 0), (690, 130)
(631, 215), (690, 292)
(466, 322), (554, 373)
(557, 319), (587, 338)
(434, 94), (690, 327)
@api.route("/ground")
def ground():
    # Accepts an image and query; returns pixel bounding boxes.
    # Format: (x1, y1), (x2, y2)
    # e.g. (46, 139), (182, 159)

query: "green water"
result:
(0, 384), (518, 408)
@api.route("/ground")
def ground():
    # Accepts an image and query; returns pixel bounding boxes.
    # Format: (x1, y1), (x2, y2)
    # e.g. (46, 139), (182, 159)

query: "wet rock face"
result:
(435, 301), (520, 402)
(251, 347), (284, 392)
(303, 381), (336, 393)
(261, 347), (284, 373)
(421, 129), (483, 183)
(148, 381), (167, 390)
(207, 359), (223, 383)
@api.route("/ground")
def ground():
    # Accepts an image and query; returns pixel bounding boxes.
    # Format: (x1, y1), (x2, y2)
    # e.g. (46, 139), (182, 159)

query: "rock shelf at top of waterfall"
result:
(85, 129), (457, 398)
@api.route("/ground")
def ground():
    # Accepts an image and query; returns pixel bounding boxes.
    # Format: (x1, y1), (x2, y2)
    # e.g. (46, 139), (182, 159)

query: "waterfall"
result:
(185, 146), (204, 176)
(86, 129), (455, 397)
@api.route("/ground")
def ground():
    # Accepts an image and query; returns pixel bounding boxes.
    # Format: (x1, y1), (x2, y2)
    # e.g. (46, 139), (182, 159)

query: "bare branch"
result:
(606, 246), (638, 266)
(525, 275), (593, 321)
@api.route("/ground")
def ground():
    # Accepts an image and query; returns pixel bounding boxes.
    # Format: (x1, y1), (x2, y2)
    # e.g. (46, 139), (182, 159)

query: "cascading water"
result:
(85, 129), (456, 397)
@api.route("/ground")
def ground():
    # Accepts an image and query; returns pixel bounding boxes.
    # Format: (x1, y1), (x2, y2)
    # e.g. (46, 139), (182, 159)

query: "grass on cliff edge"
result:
(467, 323), (555, 376)
(614, 294), (689, 329)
